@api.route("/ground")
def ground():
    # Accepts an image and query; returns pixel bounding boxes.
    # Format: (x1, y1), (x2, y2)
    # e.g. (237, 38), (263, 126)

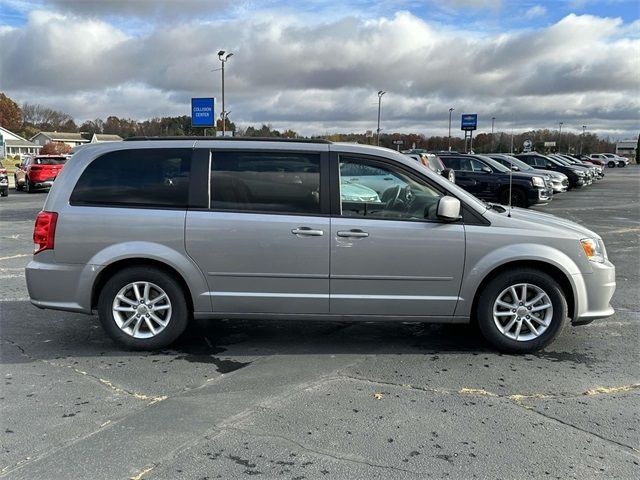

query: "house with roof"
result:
(0, 126), (42, 158)
(30, 131), (91, 148)
(30, 131), (124, 147)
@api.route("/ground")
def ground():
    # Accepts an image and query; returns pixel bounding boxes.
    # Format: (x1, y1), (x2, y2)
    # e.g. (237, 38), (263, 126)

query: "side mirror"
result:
(511, 166), (520, 171)
(480, 166), (492, 173)
(436, 196), (461, 221)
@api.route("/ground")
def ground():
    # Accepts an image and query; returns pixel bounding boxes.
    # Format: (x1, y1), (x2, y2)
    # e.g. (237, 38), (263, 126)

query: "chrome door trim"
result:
(208, 272), (328, 279)
(331, 274), (453, 281)
(207, 292), (459, 301)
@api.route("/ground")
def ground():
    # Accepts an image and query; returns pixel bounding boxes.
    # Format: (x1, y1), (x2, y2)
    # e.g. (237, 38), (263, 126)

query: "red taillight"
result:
(33, 211), (58, 254)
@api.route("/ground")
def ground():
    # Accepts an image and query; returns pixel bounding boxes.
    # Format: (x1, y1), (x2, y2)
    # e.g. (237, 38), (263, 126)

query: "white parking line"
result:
(0, 254), (30, 261)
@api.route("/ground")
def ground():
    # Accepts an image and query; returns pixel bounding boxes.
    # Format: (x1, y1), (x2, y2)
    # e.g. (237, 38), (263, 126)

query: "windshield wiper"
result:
(486, 202), (507, 213)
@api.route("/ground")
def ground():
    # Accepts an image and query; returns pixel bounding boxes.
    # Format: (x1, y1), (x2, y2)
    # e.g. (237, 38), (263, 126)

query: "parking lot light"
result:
(448, 107), (454, 151)
(218, 50), (233, 135)
(377, 91), (386, 146)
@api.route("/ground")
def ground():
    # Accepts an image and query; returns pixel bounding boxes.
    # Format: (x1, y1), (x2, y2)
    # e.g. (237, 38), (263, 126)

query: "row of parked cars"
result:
(405, 150), (618, 208)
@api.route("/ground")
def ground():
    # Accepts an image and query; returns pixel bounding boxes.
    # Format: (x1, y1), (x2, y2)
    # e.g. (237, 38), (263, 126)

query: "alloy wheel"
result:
(111, 281), (172, 339)
(492, 283), (553, 341)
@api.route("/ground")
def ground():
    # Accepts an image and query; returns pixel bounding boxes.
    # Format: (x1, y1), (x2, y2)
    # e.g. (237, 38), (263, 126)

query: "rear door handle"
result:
(291, 227), (324, 236)
(337, 230), (369, 238)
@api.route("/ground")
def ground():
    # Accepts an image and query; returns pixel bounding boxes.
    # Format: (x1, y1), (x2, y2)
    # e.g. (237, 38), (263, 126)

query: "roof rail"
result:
(123, 136), (332, 144)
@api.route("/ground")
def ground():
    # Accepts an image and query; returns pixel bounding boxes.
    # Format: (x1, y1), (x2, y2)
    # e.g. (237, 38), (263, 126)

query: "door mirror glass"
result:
(436, 196), (461, 221)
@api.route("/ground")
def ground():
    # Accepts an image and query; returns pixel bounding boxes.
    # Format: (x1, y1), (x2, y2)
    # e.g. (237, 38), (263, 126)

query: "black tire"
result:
(607, 161), (615, 168)
(617, 161), (625, 168)
(476, 268), (567, 353)
(0, 188), (7, 197)
(97, 266), (190, 350)
(499, 188), (528, 208)
(25, 177), (34, 193)
(14, 176), (23, 191)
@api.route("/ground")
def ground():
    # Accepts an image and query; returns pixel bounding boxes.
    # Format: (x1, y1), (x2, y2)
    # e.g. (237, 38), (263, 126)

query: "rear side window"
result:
(70, 149), (191, 208)
(35, 157), (67, 165)
(210, 151), (321, 214)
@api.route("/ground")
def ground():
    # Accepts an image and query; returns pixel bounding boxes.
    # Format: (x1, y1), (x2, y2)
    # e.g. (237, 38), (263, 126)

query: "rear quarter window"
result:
(70, 148), (191, 208)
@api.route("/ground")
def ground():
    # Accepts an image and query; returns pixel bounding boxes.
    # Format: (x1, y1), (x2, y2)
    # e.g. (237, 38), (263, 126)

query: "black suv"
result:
(515, 153), (587, 190)
(439, 153), (553, 208)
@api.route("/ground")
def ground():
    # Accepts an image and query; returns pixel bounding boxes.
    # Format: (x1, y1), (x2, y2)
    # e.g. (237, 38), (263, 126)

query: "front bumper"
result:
(572, 260), (616, 325)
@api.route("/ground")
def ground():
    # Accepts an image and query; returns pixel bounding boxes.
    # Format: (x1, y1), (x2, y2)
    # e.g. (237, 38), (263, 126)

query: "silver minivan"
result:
(26, 138), (616, 353)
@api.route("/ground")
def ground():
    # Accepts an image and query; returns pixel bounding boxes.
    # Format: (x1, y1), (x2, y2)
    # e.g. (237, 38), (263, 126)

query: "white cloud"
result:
(1, 9), (638, 138)
(525, 5), (547, 19)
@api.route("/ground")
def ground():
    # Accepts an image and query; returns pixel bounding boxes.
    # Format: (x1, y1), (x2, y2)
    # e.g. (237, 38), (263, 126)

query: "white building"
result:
(616, 139), (637, 161)
(0, 126), (42, 158)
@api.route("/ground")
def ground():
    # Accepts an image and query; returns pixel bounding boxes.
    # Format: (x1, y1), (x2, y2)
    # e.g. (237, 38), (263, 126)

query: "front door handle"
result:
(292, 227), (324, 236)
(337, 229), (369, 238)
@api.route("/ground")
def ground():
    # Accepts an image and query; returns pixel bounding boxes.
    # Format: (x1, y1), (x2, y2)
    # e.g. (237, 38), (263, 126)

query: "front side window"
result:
(210, 151), (321, 214)
(70, 149), (191, 208)
(339, 157), (443, 221)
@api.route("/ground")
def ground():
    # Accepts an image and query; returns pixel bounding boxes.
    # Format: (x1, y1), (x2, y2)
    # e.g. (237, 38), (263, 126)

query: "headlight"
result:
(580, 238), (606, 263)
(531, 176), (545, 187)
(576, 171), (586, 177)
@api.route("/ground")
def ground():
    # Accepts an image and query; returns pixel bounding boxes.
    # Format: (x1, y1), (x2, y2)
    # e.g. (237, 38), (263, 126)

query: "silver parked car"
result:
(26, 138), (616, 353)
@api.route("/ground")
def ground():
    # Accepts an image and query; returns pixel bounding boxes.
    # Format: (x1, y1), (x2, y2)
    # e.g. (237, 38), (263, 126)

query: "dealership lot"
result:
(1, 168), (638, 479)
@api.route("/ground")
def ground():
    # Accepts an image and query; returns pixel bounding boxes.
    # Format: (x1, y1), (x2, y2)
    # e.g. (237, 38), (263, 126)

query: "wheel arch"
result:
(469, 260), (576, 323)
(91, 258), (195, 313)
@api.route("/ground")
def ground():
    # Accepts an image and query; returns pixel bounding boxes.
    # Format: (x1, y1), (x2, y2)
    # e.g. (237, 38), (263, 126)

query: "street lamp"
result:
(218, 50), (233, 136)
(580, 125), (587, 154)
(491, 116), (496, 151)
(376, 90), (386, 146)
(448, 107), (454, 151)
(558, 121), (563, 152)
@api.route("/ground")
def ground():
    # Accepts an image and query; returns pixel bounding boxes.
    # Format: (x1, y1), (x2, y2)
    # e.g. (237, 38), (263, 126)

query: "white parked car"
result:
(589, 153), (629, 168)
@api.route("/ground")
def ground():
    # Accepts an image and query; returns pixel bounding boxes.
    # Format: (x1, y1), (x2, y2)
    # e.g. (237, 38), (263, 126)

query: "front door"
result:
(185, 148), (330, 314)
(331, 155), (465, 317)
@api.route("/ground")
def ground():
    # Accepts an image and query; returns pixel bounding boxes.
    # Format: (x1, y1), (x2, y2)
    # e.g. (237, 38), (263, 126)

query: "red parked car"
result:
(15, 155), (69, 193)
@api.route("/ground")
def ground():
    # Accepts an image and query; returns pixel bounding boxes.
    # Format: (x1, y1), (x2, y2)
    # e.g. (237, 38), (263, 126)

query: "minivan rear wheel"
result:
(98, 266), (189, 350)
(476, 268), (567, 353)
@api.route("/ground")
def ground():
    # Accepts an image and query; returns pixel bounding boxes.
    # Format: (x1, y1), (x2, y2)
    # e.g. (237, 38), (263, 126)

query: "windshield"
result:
(552, 156), (571, 166)
(476, 155), (511, 173)
(493, 155), (532, 171)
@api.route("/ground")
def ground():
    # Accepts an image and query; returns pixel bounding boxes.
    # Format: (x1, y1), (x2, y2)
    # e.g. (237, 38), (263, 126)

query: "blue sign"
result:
(191, 98), (215, 127)
(461, 114), (478, 131)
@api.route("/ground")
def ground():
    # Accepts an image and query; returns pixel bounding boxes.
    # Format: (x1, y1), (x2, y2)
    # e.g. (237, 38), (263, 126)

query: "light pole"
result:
(558, 121), (563, 152)
(376, 90), (386, 146)
(217, 50), (233, 136)
(580, 125), (587, 154)
(491, 116), (496, 152)
(448, 107), (454, 151)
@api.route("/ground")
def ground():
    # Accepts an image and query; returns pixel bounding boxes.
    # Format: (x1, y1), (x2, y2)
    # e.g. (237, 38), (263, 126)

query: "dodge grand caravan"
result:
(26, 138), (616, 353)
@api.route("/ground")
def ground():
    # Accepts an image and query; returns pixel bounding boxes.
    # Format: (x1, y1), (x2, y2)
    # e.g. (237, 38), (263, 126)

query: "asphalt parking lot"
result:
(1, 168), (639, 479)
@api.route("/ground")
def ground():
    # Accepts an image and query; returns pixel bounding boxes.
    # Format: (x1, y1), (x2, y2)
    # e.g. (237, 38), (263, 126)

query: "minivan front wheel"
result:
(476, 269), (567, 353)
(98, 266), (189, 350)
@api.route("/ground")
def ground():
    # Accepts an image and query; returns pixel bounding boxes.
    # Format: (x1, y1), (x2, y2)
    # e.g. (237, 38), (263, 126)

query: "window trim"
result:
(204, 148), (330, 217)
